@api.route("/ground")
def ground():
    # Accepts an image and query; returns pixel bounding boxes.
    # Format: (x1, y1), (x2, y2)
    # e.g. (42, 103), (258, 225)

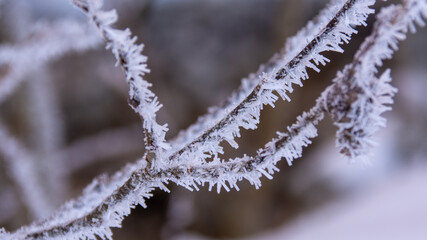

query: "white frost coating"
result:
(329, 0), (427, 162)
(169, 0), (345, 153)
(6, 0), (427, 239)
(71, 0), (171, 169)
(2, 1), (375, 239)
(169, 0), (375, 166)
(6, 160), (149, 240)
(170, 104), (323, 195)
(2, 104), (323, 239)
(333, 69), (397, 162)
(0, 19), (101, 103)
(283, 0), (346, 63)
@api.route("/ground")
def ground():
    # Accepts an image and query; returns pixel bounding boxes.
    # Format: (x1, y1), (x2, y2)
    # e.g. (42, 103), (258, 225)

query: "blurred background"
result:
(0, 0), (426, 239)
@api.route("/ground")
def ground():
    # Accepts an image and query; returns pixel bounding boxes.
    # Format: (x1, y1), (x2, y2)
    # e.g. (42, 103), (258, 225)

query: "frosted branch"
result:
(168, 0), (375, 166)
(71, 0), (171, 169)
(2, 0), (426, 239)
(170, 0), (350, 152)
(6, 102), (324, 239)
(325, 0), (427, 161)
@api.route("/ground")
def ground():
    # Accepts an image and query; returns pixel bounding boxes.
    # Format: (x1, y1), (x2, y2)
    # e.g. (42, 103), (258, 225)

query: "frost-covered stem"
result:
(17, 102), (324, 240)
(71, 0), (170, 169)
(23, 168), (160, 239)
(0, 122), (54, 219)
(170, 0), (348, 151)
(6, 1), (427, 239)
(169, 0), (374, 164)
(325, 0), (427, 161)
(3, 0), (374, 238)
(0, 19), (101, 103)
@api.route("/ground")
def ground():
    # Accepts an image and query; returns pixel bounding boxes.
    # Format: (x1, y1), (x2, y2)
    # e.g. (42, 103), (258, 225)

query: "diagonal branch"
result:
(3, 0), (426, 239)
(71, 0), (170, 169)
(324, 0), (427, 161)
(168, 0), (375, 165)
(169, 0), (351, 152)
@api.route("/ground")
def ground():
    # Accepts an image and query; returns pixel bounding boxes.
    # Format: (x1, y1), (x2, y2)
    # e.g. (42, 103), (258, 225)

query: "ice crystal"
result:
(1, 0), (426, 239)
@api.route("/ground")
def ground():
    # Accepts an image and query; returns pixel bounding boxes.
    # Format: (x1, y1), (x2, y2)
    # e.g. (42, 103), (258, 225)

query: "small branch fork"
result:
(2, 0), (426, 239)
